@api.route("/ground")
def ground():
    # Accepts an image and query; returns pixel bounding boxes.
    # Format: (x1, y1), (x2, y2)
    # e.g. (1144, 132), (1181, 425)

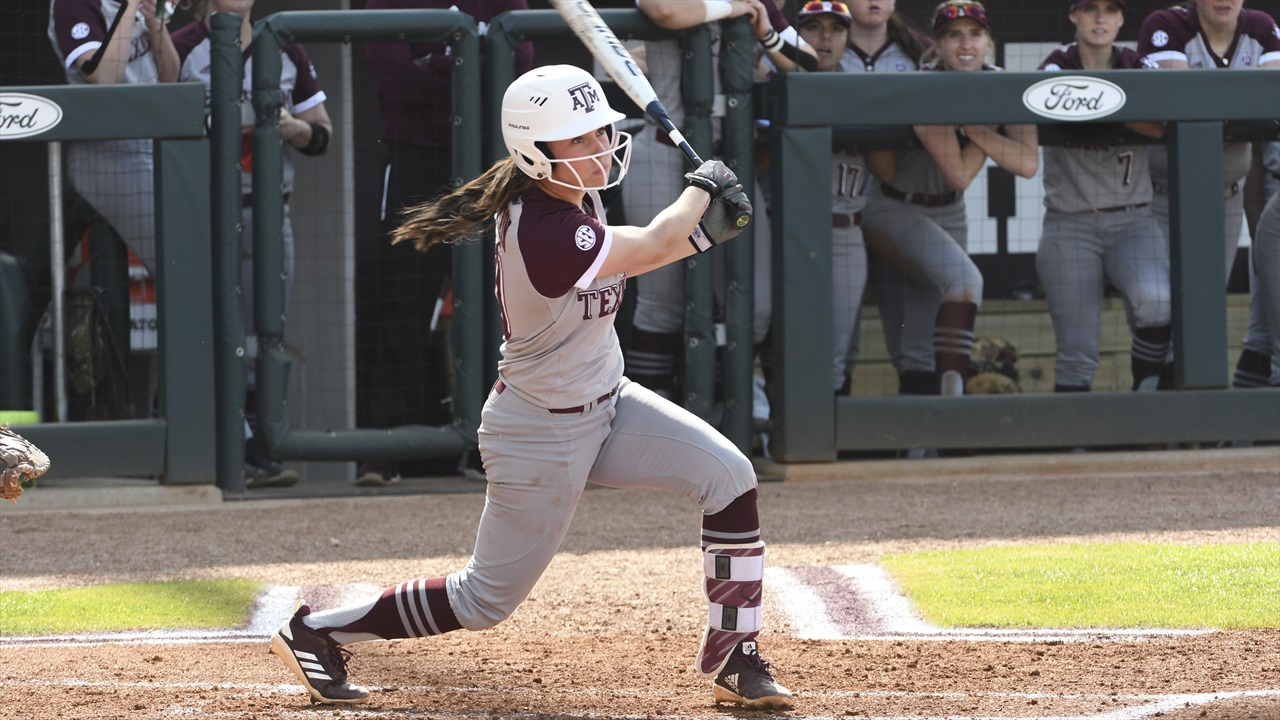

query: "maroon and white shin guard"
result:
(695, 541), (765, 677)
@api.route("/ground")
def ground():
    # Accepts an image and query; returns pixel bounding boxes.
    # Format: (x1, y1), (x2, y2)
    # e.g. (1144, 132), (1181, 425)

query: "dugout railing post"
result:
(0, 83), (214, 482)
(209, 12), (249, 493)
(764, 70), (1280, 461)
(234, 11), (479, 473)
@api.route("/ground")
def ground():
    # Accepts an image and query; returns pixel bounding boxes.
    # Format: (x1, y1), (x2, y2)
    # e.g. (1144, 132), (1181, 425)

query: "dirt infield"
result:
(2, 447), (1278, 719)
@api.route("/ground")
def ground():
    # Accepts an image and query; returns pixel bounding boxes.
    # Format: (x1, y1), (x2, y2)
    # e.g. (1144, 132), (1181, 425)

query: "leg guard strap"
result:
(696, 541), (765, 677)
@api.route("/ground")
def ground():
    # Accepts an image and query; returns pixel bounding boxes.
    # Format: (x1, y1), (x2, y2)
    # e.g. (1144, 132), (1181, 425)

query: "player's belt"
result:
(831, 212), (863, 228)
(880, 183), (957, 208)
(1151, 181), (1240, 197)
(1093, 202), (1149, 214)
(493, 379), (619, 414)
(243, 192), (290, 208)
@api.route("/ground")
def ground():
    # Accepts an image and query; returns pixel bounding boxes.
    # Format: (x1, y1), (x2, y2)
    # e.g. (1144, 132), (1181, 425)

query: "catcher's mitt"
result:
(1, 424), (50, 504)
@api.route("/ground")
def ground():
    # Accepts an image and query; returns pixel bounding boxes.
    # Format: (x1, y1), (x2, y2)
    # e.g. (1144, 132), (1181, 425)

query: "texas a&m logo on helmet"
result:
(568, 82), (600, 113)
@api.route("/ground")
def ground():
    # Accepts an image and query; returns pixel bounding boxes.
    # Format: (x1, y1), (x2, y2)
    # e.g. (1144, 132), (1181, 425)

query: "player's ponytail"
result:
(390, 157), (535, 253)
(887, 14), (929, 67)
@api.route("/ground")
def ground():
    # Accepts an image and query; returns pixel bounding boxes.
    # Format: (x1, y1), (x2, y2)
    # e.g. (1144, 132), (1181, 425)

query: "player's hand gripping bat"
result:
(548, 0), (752, 231)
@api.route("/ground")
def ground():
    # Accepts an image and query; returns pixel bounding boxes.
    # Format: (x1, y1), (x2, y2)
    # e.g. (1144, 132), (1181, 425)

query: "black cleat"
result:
(712, 640), (794, 710)
(269, 605), (370, 704)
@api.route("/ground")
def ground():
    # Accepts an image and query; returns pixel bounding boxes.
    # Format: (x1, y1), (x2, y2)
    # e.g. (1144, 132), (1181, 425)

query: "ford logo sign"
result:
(1022, 76), (1126, 122)
(0, 92), (64, 140)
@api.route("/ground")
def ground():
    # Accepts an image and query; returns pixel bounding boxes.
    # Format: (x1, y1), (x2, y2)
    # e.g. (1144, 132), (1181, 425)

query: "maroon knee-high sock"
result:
(309, 577), (462, 641)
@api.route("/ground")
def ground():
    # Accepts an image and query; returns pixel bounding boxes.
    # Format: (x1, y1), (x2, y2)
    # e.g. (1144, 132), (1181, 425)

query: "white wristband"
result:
(702, 0), (733, 22)
(761, 29), (783, 53)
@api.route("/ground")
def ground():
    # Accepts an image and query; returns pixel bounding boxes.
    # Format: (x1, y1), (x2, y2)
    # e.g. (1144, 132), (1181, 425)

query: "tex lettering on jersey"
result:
(576, 276), (627, 321)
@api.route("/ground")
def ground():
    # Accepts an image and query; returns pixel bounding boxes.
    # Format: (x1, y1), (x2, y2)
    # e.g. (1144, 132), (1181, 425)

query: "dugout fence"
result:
(764, 71), (1280, 460)
(0, 82), (213, 482)
(3, 7), (1278, 487)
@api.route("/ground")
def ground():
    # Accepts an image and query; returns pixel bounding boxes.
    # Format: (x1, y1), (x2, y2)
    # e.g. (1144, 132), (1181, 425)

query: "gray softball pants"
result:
(449, 377), (757, 630)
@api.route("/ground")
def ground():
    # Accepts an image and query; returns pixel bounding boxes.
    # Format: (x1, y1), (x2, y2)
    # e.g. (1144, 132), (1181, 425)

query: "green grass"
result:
(879, 542), (1280, 630)
(0, 579), (262, 636)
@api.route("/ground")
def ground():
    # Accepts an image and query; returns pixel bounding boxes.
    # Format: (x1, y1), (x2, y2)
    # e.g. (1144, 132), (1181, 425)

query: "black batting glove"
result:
(689, 183), (753, 252)
(684, 159), (740, 201)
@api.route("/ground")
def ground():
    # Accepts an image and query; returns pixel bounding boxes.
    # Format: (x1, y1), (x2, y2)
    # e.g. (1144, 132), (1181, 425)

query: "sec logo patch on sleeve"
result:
(575, 225), (597, 250)
(71, 22), (91, 40)
(1151, 30), (1169, 48)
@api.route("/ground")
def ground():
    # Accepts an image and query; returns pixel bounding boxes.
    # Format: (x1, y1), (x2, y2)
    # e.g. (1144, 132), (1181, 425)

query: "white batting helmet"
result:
(501, 64), (632, 191)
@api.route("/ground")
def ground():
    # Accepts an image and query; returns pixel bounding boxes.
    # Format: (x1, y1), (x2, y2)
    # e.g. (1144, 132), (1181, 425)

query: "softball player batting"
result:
(795, 1), (872, 391)
(48, 0), (178, 274)
(1037, 0), (1172, 393)
(268, 65), (793, 710)
(861, 0), (1039, 397)
(1137, 1), (1280, 387)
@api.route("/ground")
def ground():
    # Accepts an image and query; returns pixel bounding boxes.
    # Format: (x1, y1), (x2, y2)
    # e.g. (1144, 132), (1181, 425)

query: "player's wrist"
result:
(703, 0), (733, 23)
(760, 28), (782, 52)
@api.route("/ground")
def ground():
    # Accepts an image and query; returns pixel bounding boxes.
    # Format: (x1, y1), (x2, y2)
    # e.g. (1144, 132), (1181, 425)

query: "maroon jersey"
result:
(1137, 6), (1280, 68)
(365, 0), (534, 148)
(494, 187), (626, 409)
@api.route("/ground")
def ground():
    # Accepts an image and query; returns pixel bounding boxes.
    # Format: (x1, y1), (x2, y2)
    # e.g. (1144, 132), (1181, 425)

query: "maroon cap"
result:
(798, 1), (853, 28)
(1071, 0), (1126, 9)
(932, 2), (991, 37)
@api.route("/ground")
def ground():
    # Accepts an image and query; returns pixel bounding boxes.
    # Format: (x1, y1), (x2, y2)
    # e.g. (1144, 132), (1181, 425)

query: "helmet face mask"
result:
(502, 65), (632, 191)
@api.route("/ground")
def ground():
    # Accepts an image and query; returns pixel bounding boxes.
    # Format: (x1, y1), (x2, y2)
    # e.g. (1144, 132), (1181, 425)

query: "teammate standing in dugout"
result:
(1035, 0), (1173, 394)
(267, 64), (795, 711)
(861, 0), (1038, 398)
(1136, 0), (1280, 388)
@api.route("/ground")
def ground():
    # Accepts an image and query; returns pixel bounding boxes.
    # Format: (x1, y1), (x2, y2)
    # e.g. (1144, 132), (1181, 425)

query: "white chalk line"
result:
(4, 679), (1278, 720)
(767, 565), (1215, 642)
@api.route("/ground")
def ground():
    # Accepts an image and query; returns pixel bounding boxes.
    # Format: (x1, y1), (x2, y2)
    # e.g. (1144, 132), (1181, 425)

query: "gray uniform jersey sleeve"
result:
(495, 188), (627, 409)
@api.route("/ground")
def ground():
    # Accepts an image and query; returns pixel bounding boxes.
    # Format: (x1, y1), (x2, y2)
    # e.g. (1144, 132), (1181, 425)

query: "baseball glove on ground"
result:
(1, 425), (50, 504)
(968, 336), (1021, 393)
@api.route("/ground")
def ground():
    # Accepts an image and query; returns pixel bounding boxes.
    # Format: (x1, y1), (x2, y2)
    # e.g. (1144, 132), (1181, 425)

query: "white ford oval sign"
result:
(1022, 76), (1126, 122)
(0, 93), (64, 140)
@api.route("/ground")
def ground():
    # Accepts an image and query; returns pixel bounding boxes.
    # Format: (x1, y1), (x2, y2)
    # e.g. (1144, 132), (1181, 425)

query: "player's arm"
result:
(141, 0), (178, 83)
(965, 123), (1039, 179)
(1136, 11), (1188, 69)
(596, 187), (710, 278)
(867, 149), (898, 184)
(751, 0), (818, 73)
(73, 0), (142, 84)
(281, 103), (334, 155)
(913, 124), (987, 190)
(637, 0), (759, 30)
(1125, 121), (1165, 139)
